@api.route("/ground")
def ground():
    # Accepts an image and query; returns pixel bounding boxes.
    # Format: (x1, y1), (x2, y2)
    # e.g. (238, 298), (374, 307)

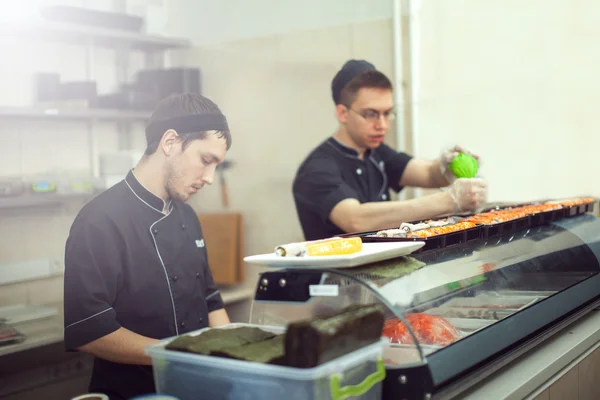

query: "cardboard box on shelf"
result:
(197, 213), (245, 286)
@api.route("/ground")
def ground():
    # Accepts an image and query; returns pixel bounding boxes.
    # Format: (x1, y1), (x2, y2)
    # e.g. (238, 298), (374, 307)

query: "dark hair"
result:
(339, 71), (393, 106)
(144, 93), (232, 155)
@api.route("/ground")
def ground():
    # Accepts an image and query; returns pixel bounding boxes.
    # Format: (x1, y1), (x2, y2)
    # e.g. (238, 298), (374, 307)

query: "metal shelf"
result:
(0, 107), (151, 121)
(0, 193), (98, 210)
(1, 20), (190, 51)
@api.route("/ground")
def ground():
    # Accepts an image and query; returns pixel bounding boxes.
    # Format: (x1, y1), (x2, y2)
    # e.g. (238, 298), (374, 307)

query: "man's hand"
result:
(209, 309), (230, 327)
(439, 145), (481, 184)
(77, 328), (160, 366)
(443, 178), (488, 212)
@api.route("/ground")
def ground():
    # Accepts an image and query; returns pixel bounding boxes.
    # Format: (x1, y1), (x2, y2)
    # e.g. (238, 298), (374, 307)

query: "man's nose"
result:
(375, 116), (388, 130)
(202, 172), (214, 185)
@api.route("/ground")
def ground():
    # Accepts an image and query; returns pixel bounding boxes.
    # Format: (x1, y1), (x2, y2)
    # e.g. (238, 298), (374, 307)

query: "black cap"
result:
(331, 59), (376, 104)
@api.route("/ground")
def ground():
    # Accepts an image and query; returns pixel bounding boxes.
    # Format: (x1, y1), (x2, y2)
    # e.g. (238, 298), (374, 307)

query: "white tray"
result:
(0, 304), (58, 325)
(443, 294), (539, 310)
(244, 242), (425, 269)
(445, 317), (495, 331)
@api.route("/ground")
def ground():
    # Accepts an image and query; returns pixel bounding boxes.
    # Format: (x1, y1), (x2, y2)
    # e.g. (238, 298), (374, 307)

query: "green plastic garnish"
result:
(449, 152), (479, 178)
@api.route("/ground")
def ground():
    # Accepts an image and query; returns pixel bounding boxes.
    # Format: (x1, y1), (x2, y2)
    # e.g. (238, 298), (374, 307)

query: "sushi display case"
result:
(250, 203), (600, 399)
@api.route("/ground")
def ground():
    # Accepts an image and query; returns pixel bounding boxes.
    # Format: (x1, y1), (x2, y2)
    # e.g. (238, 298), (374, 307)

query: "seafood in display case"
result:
(242, 196), (600, 399)
(382, 314), (461, 346)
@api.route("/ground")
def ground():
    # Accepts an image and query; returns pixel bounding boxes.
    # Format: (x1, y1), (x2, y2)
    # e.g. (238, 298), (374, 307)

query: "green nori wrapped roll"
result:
(165, 306), (384, 369)
(165, 335), (198, 352)
(284, 304), (384, 368)
(165, 327), (277, 355)
(211, 334), (286, 364)
(352, 256), (426, 279)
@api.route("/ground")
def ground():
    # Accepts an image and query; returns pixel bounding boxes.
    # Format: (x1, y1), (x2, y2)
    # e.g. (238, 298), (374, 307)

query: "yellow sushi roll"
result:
(275, 237), (362, 257)
(305, 237), (363, 256)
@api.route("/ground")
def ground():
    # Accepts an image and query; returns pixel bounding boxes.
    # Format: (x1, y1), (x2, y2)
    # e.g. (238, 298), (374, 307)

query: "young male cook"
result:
(293, 60), (488, 240)
(63, 93), (231, 400)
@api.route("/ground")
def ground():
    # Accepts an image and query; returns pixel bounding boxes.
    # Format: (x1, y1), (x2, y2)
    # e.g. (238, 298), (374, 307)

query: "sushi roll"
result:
(375, 228), (405, 237)
(399, 222), (430, 233)
(274, 237), (362, 257)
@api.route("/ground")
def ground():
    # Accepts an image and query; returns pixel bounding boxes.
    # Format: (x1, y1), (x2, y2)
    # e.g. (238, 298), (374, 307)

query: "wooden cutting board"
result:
(197, 213), (245, 285)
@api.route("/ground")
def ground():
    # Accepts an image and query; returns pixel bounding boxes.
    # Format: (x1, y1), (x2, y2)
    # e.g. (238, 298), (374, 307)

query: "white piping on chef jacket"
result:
(65, 307), (113, 329)
(125, 178), (179, 336)
(149, 212), (180, 336)
(367, 155), (389, 200)
(206, 290), (220, 300)
(326, 138), (363, 161)
(125, 178), (170, 215)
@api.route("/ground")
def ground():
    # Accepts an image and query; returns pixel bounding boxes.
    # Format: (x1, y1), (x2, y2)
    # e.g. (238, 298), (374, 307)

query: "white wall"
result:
(416, 0), (599, 202)
(165, 0), (393, 45)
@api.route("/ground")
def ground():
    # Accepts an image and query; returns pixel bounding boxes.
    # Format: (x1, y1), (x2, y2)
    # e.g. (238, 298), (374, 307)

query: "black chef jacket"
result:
(293, 137), (412, 240)
(63, 170), (224, 400)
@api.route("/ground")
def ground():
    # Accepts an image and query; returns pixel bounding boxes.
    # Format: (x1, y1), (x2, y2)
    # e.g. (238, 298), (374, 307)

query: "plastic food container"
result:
(350, 225), (482, 252)
(145, 323), (385, 400)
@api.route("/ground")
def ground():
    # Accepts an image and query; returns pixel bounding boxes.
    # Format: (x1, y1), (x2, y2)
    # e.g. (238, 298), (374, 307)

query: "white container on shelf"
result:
(99, 151), (143, 176)
(145, 323), (385, 400)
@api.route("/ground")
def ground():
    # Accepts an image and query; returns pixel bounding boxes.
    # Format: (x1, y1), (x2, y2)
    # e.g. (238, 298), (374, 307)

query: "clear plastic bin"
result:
(145, 323), (385, 400)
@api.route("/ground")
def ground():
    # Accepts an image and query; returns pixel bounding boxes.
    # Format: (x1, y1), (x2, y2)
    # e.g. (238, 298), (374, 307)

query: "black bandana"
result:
(145, 114), (229, 143)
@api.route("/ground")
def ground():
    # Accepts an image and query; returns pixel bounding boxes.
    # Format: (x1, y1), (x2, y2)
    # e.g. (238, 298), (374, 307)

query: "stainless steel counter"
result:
(0, 306), (63, 357)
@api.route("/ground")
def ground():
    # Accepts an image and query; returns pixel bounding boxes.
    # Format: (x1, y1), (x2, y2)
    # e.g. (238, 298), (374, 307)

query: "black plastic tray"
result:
(477, 203), (572, 239)
(344, 200), (596, 252)
(479, 215), (532, 239)
(563, 201), (596, 217)
(347, 226), (483, 253)
(529, 208), (564, 226)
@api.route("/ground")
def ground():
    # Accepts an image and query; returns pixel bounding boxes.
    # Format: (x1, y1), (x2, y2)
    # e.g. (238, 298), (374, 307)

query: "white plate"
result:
(243, 241), (425, 269)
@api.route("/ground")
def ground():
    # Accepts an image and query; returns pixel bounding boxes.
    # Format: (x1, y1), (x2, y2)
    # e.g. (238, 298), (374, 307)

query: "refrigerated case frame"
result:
(250, 212), (600, 399)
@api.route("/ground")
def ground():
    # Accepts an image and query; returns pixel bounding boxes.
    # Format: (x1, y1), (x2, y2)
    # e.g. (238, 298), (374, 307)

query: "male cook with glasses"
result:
(292, 59), (488, 240)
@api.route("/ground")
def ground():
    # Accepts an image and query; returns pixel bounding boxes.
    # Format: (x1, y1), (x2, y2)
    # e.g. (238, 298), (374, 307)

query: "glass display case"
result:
(248, 212), (600, 400)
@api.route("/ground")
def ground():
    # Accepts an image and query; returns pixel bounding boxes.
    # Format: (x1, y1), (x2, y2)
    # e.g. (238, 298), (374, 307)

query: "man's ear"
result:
(335, 104), (349, 124)
(159, 129), (179, 156)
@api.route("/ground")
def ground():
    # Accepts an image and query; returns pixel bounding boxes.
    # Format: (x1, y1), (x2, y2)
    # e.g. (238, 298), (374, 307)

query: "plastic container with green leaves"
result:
(146, 323), (386, 400)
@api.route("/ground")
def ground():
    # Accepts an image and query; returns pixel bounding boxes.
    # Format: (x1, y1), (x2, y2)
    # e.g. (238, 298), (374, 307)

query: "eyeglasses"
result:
(345, 105), (396, 123)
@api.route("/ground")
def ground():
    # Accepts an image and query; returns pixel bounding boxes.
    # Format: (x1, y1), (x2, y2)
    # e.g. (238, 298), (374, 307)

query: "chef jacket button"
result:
(180, 321), (185, 328)
(196, 272), (200, 279)
(181, 224), (186, 230)
(199, 317), (203, 323)
(172, 276), (178, 282)
(356, 168), (362, 175)
(382, 194), (387, 200)
(153, 228), (158, 234)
